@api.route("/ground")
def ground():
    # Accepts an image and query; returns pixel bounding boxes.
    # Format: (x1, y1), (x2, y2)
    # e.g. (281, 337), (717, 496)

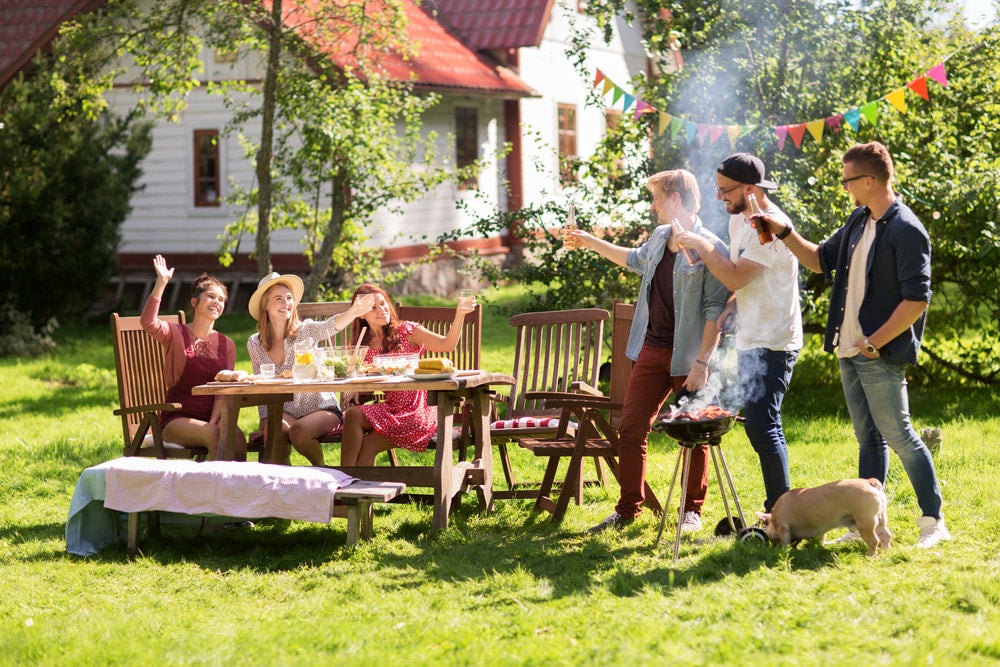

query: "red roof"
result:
(305, 0), (536, 96)
(426, 0), (554, 51)
(0, 0), (102, 88)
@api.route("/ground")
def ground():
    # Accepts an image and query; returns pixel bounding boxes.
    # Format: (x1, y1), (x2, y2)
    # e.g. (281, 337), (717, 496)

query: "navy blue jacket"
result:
(817, 196), (931, 366)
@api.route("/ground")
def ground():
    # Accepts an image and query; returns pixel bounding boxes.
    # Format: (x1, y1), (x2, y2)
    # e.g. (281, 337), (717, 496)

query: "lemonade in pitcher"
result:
(292, 337), (317, 380)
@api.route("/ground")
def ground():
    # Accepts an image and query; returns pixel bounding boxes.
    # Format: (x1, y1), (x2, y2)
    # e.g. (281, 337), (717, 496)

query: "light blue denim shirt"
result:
(624, 218), (730, 375)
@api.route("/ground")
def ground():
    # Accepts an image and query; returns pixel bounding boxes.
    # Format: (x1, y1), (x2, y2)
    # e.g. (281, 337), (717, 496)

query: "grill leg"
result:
(712, 443), (747, 529)
(653, 445), (685, 548)
(672, 447), (693, 563)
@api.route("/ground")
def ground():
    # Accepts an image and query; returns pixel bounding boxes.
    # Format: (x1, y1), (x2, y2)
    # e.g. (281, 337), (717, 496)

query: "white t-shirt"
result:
(728, 202), (803, 351)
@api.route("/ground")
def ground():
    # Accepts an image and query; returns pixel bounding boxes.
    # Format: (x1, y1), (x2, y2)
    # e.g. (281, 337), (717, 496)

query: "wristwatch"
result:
(863, 338), (878, 355)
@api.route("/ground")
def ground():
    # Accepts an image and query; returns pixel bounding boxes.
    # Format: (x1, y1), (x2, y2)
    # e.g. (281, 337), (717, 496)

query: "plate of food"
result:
(405, 372), (456, 382)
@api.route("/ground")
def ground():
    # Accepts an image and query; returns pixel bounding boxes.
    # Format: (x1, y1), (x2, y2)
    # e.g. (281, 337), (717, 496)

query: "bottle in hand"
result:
(562, 203), (580, 250)
(746, 192), (773, 244)
(670, 218), (699, 266)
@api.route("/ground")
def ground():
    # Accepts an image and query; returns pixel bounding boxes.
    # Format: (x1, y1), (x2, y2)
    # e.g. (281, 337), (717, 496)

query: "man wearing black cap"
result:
(675, 153), (802, 513)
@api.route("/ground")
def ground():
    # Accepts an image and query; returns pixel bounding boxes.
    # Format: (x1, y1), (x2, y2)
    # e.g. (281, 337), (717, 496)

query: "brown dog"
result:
(756, 478), (892, 556)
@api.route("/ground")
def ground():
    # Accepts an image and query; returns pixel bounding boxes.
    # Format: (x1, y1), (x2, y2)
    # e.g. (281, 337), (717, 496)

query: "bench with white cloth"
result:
(66, 457), (404, 555)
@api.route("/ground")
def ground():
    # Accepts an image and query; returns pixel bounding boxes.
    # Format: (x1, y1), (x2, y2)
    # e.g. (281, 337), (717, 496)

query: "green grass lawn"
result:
(1, 288), (999, 665)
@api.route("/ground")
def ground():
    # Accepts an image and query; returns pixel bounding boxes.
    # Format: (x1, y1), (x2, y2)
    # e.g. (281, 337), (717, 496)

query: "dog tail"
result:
(865, 478), (883, 491)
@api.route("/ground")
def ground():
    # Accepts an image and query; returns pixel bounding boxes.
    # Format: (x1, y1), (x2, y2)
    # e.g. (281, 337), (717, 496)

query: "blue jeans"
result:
(839, 355), (942, 518)
(736, 348), (799, 512)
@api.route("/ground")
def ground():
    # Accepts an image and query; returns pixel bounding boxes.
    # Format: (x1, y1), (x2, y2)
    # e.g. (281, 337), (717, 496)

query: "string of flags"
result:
(592, 61), (949, 151)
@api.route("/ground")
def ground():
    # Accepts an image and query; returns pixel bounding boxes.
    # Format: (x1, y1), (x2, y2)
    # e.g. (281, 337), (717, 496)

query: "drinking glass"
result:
(459, 289), (475, 308)
(260, 363), (275, 380)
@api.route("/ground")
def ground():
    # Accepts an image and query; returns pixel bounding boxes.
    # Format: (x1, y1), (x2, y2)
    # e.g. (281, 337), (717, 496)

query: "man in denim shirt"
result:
(757, 141), (948, 548)
(566, 169), (729, 533)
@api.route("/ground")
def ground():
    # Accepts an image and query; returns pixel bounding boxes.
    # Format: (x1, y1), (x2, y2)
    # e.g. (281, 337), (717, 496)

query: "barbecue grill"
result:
(653, 410), (767, 562)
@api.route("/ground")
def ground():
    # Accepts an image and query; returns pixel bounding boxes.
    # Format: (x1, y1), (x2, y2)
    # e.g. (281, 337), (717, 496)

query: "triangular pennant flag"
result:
(826, 114), (843, 133)
(926, 62), (949, 87)
(843, 108), (861, 131)
(684, 120), (698, 144)
(622, 92), (635, 112)
(602, 78), (614, 96)
(612, 85), (625, 105)
(726, 125), (742, 149)
(594, 69), (606, 88)
(788, 124), (807, 149)
(697, 123), (710, 146)
(709, 125), (726, 145)
(805, 119), (825, 143)
(860, 101), (879, 126)
(775, 126), (789, 151)
(907, 75), (930, 101)
(633, 100), (650, 121)
(886, 87), (907, 114)
(670, 117), (685, 140)
(658, 112), (673, 136)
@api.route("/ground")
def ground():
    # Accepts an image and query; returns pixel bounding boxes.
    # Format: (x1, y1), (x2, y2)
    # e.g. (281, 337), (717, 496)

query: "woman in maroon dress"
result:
(339, 284), (475, 466)
(141, 254), (246, 459)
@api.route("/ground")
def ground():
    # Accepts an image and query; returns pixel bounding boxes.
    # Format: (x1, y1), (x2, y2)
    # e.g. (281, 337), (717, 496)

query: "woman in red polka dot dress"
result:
(340, 284), (476, 466)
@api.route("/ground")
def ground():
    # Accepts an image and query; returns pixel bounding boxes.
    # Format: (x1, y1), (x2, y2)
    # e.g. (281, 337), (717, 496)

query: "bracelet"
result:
(776, 222), (794, 240)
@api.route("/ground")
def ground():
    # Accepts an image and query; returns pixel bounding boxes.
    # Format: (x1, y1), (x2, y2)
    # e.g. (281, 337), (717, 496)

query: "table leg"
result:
(264, 399), (288, 464)
(471, 387), (494, 513)
(213, 396), (241, 461)
(431, 391), (457, 531)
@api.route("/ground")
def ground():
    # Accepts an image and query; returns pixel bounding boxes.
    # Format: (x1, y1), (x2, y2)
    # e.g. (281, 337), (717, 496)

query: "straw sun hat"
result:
(248, 272), (304, 321)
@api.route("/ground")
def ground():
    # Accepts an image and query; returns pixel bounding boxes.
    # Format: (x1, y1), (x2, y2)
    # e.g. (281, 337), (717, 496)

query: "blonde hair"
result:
(256, 284), (302, 350)
(646, 169), (701, 213)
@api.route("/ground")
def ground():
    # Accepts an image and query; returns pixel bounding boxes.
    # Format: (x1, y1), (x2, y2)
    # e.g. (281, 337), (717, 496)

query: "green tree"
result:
(0, 48), (152, 341)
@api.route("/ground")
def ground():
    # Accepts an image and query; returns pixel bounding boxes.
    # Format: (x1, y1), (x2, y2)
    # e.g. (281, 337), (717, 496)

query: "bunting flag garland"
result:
(592, 59), (949, 151)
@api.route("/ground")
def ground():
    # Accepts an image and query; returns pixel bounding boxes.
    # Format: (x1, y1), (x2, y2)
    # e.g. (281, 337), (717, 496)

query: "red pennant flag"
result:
(788, 123), (807, 149)
(926, 62), (948, 87)
(775, 126), (789, 151)
(594, 69), (606, 88)
(907, 75), (930, 101)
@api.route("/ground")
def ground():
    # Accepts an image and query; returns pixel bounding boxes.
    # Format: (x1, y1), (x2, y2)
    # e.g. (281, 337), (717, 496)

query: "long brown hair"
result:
(351, 283), (401, 353)
(256, 284), (302, 350)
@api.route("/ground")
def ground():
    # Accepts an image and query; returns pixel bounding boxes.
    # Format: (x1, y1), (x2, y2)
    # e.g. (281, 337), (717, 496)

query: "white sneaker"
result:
(826, 529), (862, 545)
(916, 515), (951, 548)
(680, 511), (703, 533)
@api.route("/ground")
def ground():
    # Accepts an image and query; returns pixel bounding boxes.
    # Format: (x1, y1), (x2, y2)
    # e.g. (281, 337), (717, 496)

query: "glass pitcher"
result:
(292, 336), (317, 380)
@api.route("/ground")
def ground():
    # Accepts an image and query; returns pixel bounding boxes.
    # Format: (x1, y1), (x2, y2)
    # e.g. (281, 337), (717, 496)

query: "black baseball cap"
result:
(717, 153), (778, 190)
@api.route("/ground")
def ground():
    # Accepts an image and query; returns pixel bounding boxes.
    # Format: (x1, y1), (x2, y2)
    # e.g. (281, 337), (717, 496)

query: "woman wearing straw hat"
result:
(141, 254), (246, 459)
(247, 272), (375, 466)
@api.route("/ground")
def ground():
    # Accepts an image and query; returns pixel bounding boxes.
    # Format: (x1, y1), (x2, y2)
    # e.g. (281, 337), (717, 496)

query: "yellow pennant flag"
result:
(602, 79), (614, 96)
(658, 112), (673, 136)
(805, 119), (825, 143)
(726, 125), (742, 149)
(886, 87), (907, 114)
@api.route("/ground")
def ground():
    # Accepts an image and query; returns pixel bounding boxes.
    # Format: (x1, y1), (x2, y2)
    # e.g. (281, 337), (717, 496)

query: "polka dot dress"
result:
(361, 321), (437, 451)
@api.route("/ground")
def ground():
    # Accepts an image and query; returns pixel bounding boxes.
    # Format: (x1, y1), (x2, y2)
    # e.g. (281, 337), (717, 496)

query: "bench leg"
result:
(127, 512), (140, 556)
(344, 500), (376, 547)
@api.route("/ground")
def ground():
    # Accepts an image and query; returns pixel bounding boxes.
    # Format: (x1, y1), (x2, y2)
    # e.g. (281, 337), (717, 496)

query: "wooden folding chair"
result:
(490, 307), (609, 499)
(111, 312), (208, 461)
(519, 302), (662, 521)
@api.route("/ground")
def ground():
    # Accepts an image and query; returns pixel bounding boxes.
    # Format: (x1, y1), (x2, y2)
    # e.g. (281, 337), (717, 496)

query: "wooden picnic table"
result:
(192, 371), (514, 530)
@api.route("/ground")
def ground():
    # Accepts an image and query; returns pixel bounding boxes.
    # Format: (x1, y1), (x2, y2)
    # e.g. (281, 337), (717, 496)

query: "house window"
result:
(557, 103), (578, 185)
(455, 107), (478, 191)
(194, 130), (220, 207)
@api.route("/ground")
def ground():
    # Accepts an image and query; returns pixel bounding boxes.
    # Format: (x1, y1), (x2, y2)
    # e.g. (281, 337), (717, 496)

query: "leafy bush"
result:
(0, 303), (57, 358)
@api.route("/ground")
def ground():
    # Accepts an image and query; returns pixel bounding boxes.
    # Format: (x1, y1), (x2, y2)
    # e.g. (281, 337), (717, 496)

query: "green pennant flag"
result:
(612, 86), (625, 106)
(860, 100), (879, 126)
(670, 117), (685, 140)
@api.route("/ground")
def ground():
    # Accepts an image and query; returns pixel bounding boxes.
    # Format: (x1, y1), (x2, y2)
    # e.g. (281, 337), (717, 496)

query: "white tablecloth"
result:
(66, 457), (357, 556)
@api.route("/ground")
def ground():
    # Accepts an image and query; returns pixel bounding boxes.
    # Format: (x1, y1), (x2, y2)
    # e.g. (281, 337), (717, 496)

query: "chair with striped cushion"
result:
(490, 307), (609, 499)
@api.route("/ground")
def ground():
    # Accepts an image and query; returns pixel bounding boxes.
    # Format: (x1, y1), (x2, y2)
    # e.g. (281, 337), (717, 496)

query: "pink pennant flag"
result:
(594, 69), (606, 88)
(709, 125), (726, 145)
(633, 100), (651, 121)
(697, 123), (710, 146)
(825, 114), (843, 133)
(775, 126), (789, 151)
(726, 125), (742, 149)
(926, 62), (949, 87)
(788, 124), (806, 149)
(908, 75), (930, 101)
